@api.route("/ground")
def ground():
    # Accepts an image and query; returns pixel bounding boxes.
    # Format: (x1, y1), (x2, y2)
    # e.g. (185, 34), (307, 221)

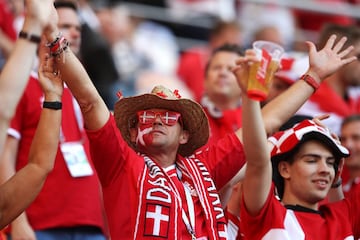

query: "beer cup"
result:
(247, 40), (284, 101)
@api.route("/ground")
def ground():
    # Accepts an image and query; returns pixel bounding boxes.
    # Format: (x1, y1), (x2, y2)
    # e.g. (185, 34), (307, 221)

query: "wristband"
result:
(331, 178), (342, 188)
(43, 101), (62, 110)
(18, 31), (41, 44)
(300, 74), (320, 92)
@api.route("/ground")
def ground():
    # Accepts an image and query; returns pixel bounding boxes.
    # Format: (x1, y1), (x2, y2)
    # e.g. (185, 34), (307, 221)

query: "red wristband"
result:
(300, 74), (320, 91)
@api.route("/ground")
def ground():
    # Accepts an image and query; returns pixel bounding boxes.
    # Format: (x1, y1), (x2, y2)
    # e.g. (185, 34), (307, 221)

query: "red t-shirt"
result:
(204, 107), (242, 147)
(86, 114), (246, 239)
(0, 0), (16, 41)
(7, 75), (106, 233)
(241, 185), (360, 239)
(177, 46), (210, 102)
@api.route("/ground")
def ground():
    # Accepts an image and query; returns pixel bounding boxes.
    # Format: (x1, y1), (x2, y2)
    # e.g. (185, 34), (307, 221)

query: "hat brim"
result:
(114, 94), (209, 156)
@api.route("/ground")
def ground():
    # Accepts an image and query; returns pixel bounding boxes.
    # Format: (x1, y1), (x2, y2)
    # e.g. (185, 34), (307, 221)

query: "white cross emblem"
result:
(146, 205), (170, 235)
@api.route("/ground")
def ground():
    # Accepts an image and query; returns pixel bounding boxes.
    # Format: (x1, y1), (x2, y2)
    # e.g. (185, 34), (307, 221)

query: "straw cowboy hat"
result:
(114, 85), (209, 156)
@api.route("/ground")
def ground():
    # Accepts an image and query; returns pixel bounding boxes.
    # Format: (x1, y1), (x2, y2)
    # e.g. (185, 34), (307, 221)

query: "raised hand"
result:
(38, 41), (63, 100)
(232, 49), (258, 94)
(306, 34), (356, 80)
(23, 0), (58, 32)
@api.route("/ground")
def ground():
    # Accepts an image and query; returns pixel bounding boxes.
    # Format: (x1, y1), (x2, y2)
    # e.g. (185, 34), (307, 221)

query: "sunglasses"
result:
(137, 110), (181, 126)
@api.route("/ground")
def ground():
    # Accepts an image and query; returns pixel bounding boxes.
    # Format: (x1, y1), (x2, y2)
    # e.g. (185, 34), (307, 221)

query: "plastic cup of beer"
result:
(247, 40), (284, 101)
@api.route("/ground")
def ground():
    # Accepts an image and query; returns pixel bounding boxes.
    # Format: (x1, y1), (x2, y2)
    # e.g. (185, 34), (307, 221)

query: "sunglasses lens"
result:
(160, 112), (179, 126)
(137, 111), (180, 126)
(138, 111), (154, 124)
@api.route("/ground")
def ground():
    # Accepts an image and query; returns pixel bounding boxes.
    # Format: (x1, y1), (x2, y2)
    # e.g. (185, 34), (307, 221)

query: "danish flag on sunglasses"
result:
(137, 110), (181, 126)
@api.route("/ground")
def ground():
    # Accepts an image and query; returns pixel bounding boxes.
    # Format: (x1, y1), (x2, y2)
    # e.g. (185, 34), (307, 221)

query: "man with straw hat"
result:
(41, 6), (356, 236)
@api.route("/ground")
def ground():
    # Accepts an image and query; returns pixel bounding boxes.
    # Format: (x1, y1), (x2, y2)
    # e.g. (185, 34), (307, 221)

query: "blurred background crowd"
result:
(1, 0), (360, 239)
(1, 0), (360, 110)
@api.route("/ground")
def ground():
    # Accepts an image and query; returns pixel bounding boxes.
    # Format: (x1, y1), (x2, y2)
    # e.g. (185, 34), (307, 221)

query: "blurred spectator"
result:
(200, 44), (243, 147)
(135, 70), (194, 99)
(237, 2), (296, 50)
(296, 23), (360, 135)
(0, 1), (108, 238)
(340, 114), (360, 197)
(78, 0), (120, 109)
(94, 2), (181, 100)
(132, 19), (179, 75)
(293, 0), (356, 42)
(94, 4), (147, 98)
(253, 25), (284, 48)
(132, 15), (191, 98)
(0, 0), (17, 70)
(166, 0), (237, 21)
(177, 20), (243, 102)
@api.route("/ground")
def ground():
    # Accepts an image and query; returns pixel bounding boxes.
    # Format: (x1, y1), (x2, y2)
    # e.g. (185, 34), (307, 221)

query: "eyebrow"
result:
(299, 153), (335, 160)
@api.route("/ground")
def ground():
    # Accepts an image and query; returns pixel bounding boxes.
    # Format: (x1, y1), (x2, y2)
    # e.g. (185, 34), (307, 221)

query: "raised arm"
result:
(0, 0), (57, 154)
(262, 35), (356, 135)
(0, 48), (62, 228)
(41, 13), (110, 131)
(222, 35), (357, 204)
(241, 88), (272, 215)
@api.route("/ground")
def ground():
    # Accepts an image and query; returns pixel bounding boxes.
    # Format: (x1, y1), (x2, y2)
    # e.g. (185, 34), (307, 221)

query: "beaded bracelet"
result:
(50, 39), (70, 58)
(46, 32), (62, 48)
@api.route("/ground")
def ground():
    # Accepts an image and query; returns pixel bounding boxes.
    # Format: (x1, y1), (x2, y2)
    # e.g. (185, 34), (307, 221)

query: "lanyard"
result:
(176, 167), (196, 239)
(59, 89), (84, 143)
(182, 183), (196, 239)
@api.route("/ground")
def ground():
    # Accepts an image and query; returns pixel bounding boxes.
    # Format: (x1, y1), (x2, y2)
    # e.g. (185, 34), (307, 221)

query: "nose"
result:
(153, 115), (163, 125)
(70, 27), (81, 39)
(317, 158), (332, 174)
(219, 66), (230, 75)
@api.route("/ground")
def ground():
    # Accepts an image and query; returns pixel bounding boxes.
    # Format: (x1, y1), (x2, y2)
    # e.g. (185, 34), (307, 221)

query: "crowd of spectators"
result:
(1, 0), (360, 239)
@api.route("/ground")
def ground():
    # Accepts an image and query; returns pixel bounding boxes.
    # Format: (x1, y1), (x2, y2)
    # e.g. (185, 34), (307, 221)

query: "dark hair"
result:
(279, 114), (313, 131)
(272, 143), (301, 199)
(204, 44), (243, 75)
(54, 0), (78, 11)
(272, 134), (340, 200)
(209, 20), (241, 40)
(317, 23), (360, 50)
(341, 114), (360, 129)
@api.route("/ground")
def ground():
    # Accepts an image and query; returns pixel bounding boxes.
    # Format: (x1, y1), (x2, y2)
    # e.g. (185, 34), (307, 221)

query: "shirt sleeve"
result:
(86, 114), (141, 187)
(198, 133), (246, 190)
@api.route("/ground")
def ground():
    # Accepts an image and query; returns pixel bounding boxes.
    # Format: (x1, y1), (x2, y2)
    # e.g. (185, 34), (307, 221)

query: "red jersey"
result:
(203, 106), (242, 147)
(241, 185), (360, 239)
(0, 0), (16, 41)
(86, 115), (246, 239)
(7, 74), (106, 233)
(177, 46), (210, 102)
(227, 211), (244, 240)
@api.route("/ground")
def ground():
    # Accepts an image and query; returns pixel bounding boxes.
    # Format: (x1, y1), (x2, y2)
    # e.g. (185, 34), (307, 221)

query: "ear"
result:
(179, 130), (190, 145)
(278, 161), (291, 180)
(130, 128), (137, 143)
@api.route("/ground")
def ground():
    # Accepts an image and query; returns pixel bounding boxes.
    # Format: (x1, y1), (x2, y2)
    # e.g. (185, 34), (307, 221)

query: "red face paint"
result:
(136, 125), (153, 147)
